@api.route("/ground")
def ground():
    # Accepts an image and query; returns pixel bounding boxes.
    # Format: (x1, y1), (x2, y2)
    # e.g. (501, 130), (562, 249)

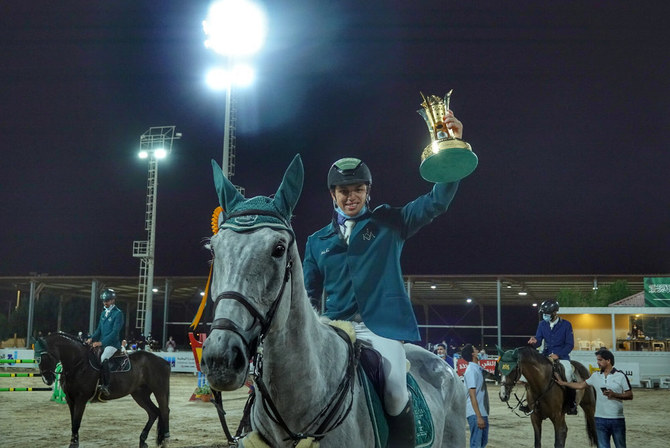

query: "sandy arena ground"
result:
(1, 371), (669, 447)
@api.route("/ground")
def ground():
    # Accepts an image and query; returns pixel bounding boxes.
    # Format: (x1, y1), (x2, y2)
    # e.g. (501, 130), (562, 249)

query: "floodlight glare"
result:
(206, 63), (255, 90)
(206, 67), (231, 91)
(139, 150), (149, 159)
(203, 0), (267, 56)
(154, 148), (168, 159)
(232, 63), (255, 87)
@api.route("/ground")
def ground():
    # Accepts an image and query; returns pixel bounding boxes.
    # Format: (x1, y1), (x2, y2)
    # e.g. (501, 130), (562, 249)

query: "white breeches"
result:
(101, 346), (117, 362)
(354, 322), (409, 416)
(559, 359), (574, 381)
(519, 359), (574, 383)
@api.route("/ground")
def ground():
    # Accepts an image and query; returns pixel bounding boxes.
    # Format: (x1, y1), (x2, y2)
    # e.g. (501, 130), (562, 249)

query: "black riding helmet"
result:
(327, 157), (372, 190)
(539, 299), (559, 314)
(100, 288), (116, 302)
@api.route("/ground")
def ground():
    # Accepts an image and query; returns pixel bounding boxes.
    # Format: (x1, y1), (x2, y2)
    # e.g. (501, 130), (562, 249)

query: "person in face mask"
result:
(303, 112), (466, 448)
(528, 299), (577, 414)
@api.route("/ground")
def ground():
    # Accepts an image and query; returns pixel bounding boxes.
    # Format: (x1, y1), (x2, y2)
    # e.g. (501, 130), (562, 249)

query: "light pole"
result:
(203, 0), (267, 180)
(133, 126), (181, 340)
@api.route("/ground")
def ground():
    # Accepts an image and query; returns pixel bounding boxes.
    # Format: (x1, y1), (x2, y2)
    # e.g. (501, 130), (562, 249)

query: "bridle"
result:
(207, 208), (357, 446)
(209, 257), (294, 361)
(501, 355), (557, 417)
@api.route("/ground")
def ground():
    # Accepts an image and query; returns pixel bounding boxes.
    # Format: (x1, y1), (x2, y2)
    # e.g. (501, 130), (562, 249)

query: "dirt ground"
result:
(1, 371), (669, 447)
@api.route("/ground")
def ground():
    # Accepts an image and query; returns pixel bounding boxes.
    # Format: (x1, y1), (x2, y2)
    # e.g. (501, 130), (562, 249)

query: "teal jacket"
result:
(303, 181), (459, 341)
(90, 306), (124, 349)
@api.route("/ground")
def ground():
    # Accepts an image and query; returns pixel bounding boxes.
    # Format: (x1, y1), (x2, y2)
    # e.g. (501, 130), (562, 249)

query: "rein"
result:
(505, 360), (557, 417)
(206, 208), (358, 446)
(208, 241), (293, 447)
(254, 325), (358, 445)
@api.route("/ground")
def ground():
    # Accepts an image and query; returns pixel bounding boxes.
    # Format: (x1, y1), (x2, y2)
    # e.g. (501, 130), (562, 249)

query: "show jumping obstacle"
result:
(0, 362), (52, 392)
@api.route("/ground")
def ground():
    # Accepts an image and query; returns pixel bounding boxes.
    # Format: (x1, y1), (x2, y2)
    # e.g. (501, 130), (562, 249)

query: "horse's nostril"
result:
(230, 345), (246, 371)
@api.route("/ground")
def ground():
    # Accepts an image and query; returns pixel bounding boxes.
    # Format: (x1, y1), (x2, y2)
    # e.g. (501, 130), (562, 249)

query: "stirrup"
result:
(98, 384), (111, 396)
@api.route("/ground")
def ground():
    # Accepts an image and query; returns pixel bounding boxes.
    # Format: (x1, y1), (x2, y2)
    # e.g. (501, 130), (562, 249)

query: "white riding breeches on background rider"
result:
(559, 359), (574, 381)
(354, 322), (409, 416)
(518, 358), (574, 383)
(101, 346), (117, 362)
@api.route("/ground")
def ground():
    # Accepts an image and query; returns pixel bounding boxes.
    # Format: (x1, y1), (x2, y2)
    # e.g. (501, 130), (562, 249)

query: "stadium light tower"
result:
(203, 0), (267, 184)
(133, 126), (181, 339)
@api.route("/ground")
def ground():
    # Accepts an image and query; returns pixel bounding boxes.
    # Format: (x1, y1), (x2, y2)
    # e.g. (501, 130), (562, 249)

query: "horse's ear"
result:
(212, 159), (244, 211)
(495, 345), (505, 356)
(273, 154), (304, 219)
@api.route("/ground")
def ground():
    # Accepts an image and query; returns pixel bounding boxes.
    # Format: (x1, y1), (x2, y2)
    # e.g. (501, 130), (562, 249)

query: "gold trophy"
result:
(417, 90), (478, 182)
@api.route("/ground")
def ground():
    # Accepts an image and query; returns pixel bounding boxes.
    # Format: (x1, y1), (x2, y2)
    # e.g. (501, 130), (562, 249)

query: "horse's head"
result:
(34, 336), (59, 386)
(200, 155), (304, 392)
(497, 346), (521, 402)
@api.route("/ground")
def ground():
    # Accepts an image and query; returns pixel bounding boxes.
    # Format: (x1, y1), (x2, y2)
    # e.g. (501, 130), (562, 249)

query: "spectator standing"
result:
(435, 342), (454, 367)
(555, 348), (632, 448)
(462, 344), (489, 448)
(166, 336), (177, 352)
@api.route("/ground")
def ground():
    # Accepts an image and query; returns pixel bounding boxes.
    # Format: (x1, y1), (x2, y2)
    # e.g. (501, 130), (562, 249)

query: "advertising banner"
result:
(456, 357), (497, 376)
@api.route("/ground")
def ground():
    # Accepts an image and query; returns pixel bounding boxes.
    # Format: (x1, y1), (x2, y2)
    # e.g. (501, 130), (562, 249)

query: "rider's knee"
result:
(384, 388), (409, 416)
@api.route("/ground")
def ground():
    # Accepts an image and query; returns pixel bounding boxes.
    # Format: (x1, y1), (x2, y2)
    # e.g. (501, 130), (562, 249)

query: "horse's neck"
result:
(522, 357), (552, 391)
(54, 337), (85, 371)
(261, 278), (352, 414)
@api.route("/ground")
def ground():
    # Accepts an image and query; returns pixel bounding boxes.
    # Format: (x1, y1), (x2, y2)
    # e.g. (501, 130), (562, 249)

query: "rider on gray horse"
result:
(302, 111), (465, 448)
(86, 288), (124, 395)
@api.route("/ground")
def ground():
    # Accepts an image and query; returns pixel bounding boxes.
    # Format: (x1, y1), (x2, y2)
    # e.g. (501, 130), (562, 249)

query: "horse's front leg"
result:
(530, 413), (543, 448)
(550, 415), (568, 448)
(67, 398), (87, 448)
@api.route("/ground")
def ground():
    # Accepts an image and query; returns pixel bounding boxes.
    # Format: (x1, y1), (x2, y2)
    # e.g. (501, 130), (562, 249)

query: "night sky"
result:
(2, 1), (668, 279)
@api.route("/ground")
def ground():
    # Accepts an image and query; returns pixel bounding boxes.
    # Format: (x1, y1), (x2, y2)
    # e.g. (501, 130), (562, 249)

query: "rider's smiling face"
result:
(331, 183), (368, 217)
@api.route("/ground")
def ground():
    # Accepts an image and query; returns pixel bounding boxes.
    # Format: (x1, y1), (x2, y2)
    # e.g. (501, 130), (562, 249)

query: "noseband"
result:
(210, 257), (293, 358)
(209, 208), (295, 358)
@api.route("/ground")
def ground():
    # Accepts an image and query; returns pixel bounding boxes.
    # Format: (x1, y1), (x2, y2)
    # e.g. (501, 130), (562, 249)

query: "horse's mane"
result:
(47, 331), (86, 347)
(518, 345), (552, 366)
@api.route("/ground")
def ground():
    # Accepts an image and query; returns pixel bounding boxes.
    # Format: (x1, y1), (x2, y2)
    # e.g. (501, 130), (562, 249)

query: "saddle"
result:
(551, 359), (568, 382)
(550, 359), (577, 414)
(359, 345), (434, 448)
(88, 347), (131, 373)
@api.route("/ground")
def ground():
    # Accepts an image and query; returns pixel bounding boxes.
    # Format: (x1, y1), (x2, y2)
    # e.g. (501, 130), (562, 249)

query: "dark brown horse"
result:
(497, 345), (597, 447)
(35, 332), (171, 448)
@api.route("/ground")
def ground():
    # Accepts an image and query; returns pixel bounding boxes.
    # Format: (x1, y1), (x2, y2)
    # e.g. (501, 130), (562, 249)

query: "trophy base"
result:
(420, 138), (478, 183)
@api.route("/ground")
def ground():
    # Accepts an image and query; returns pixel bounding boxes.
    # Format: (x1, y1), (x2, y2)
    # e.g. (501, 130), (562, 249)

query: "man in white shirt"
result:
(555, 348), (632, 448)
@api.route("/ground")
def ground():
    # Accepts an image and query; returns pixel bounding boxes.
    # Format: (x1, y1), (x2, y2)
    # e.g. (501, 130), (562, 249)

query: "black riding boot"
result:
(565, 386), (577, 415)
(99, 359), (111, 396)
(387, 400), (415, 448)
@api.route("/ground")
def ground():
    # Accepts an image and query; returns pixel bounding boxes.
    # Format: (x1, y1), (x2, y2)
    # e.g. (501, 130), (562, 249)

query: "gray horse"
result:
(201, 154), (466, 448)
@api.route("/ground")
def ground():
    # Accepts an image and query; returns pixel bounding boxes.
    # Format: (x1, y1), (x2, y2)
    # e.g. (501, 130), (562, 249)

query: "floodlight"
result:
(154, 148), (168, 159)
(466, 298), (472, 303)
(206, 67), (231, 91)
(139, 150), (149, 159)
(203, 0), (267, 56)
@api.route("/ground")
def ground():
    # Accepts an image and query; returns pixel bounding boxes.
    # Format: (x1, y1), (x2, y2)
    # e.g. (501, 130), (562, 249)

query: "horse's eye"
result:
(271, 244), (286, 258)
